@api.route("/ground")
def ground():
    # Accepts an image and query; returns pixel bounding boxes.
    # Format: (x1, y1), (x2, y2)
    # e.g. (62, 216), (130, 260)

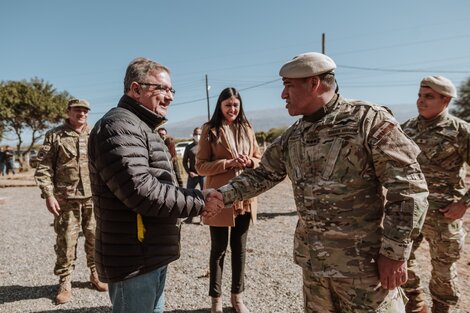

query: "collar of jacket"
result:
(302, 93), (340, 123)
(118, 94), (167, 130)
(418, 109), (448, 129)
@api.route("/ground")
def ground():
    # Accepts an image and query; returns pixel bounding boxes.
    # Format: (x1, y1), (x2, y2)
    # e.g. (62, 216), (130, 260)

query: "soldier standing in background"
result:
(158, 127), (184, 187)
(34, 98), (108, 305)
(401, 76), (469, 313)
(211, 52), (429, 312)
(183, 127), (204, 224)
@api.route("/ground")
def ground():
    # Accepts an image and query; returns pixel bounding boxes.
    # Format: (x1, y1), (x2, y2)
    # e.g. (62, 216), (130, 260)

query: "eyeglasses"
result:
(137, 82), (176, 95)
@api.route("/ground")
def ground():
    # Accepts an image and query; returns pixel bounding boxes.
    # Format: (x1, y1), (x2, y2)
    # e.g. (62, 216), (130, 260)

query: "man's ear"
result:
(312, 77), (321, 89)
(129, 82), (140, 97)
(309, 76), (321, 94)
(134, 83), (140, 95)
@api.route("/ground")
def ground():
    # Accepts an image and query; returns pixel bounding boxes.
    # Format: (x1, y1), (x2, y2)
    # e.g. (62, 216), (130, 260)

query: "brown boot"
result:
(231, 293), (250, 313)
(405, 290), (429, 313)
(432, 299), (450, 313)
(90, 269), (108, 292)
(56, 276), (72, 305)
(211, 296), (223, 313)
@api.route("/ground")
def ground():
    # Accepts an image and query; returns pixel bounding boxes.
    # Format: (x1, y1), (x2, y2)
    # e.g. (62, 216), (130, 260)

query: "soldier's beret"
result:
(67, 98), (91, 110)
(420, 76), (457, 98)
(279, 52), (336, 78)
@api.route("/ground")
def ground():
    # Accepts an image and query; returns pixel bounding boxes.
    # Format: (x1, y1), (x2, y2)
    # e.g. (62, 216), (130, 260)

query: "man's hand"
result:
(189, 171), (198, 178)
(202, 189), (224, 218)
(439, 201), (467, 220)
(377, 254), (407, 290)
(45, 196), (61, 216)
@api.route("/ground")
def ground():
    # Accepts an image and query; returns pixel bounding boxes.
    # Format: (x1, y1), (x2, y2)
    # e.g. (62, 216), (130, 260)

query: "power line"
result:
(171, 78), (279, 106)
(339, 64), (470, 74)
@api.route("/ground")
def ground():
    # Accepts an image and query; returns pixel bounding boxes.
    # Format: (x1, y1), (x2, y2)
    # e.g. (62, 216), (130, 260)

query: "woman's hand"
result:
(227, 158), (244, 170)
(236, 155), (253, 168)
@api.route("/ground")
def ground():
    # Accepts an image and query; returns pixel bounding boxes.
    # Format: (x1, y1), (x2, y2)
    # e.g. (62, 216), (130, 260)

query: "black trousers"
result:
(209, 213), (251, 297)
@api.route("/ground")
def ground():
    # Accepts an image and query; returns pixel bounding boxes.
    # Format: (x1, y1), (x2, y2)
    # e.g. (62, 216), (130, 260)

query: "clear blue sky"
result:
(1, 0), (470, 143)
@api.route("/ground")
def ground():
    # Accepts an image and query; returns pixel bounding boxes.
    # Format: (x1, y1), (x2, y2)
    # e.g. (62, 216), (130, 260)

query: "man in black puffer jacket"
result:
(88, 57), (223, 313)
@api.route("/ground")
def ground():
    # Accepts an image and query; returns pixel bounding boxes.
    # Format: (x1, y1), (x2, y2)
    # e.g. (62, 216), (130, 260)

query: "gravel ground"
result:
(1, 178), (469, 313)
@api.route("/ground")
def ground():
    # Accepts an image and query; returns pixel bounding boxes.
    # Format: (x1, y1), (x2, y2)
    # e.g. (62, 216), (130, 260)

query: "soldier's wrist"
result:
(461, 196), (470, 207)
(41, 191), (54, 199)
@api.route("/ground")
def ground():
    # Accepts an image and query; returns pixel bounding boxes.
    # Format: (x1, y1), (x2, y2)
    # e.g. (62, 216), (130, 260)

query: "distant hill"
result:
(164, 107), (298, 139)
(165, 103), (417, 139)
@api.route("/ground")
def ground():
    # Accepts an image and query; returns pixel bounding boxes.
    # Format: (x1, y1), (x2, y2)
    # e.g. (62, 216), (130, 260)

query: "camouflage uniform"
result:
(219, 94), (429, 312)
(401, 110), (469, 306)
(34, 120), (95, 281)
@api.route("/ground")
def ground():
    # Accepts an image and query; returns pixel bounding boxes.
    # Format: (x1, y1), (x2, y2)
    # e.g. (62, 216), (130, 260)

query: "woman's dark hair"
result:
(207, 87), (250, 131)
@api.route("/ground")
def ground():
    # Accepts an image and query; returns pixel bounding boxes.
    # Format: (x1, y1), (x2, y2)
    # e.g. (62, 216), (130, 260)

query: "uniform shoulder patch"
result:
(37, 145), (51, 161)
(371, 121), (395, 141)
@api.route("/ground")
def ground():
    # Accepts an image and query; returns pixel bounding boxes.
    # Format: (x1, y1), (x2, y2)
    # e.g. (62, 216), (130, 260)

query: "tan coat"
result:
(196, 123), (262, 226)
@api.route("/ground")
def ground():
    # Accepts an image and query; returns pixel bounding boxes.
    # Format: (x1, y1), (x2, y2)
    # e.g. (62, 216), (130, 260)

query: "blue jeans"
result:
(187, 175), (204, 189)
(109, 265), (168, 313)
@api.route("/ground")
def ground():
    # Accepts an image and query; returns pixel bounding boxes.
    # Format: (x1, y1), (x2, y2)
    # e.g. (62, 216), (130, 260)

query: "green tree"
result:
(266, 127), (286, 143)
(450, 77), (470, 122)
(255, 131), (267, 148)
(0, 78), (70, 167)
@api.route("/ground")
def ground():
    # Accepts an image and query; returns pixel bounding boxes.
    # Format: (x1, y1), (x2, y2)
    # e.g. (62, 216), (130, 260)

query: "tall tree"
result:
(0, 78), (70, 165)
(450, 77), (470, 122)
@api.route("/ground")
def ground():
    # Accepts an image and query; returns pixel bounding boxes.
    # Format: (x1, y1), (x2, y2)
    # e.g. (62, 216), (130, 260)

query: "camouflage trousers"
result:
(403, 208), (466, 307)
(53, 198), (96, 280)
(302, 268), (406, 312)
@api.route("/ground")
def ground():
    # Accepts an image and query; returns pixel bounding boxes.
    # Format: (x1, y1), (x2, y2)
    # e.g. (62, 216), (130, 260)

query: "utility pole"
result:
(205, 74), (210, 121)
(322, 33), (326, 54)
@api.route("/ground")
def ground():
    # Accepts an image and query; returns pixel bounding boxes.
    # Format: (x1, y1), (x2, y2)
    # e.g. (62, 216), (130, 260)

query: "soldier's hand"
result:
(439, 202), (467, 220)
(201, 189), (224, 218)
(45, 196), (61, 216)
(377, 254), (407, 290)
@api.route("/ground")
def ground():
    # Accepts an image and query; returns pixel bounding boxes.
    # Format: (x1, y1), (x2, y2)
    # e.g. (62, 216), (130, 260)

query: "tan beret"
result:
(279, 52), (336, 78)
(420, 76), (457, 98)
(67, 98), (90, 110)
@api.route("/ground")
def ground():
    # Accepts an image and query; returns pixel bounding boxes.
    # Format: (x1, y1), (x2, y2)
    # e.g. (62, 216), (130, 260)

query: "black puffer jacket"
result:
(88, 95), (205, 283)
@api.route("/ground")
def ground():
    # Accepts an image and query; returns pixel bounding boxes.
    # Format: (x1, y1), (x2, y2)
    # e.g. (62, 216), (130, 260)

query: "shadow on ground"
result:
(257, 211), (297, 220)
(35, 307), (111, 313)
(0, 281), (95, 304)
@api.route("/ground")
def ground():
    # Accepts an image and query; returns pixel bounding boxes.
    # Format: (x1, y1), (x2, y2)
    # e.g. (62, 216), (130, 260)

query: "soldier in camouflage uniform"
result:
(401, 76), (469, 313)
(214, 52), (429, 312)
(34, 99), (107, 305)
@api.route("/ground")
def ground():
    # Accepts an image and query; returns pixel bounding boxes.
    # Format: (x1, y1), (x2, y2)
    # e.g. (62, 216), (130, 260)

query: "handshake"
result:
(201, 189), (225, 219)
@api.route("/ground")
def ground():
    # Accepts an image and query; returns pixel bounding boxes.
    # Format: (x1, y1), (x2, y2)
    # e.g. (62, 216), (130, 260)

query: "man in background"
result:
(35, 98), (107, 305)
(0, 146), (6, 176)
(183, 126), (205, 224)
(4, 145), (15, 175)
(158, 127), (184, 187)
(401, 76), (469, 313)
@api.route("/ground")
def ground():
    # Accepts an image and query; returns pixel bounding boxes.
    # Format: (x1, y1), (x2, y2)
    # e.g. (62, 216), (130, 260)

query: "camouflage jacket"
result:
(34, 120), (91, 200)
(219, 94), (429, 278)
(401, 110), (470, 208)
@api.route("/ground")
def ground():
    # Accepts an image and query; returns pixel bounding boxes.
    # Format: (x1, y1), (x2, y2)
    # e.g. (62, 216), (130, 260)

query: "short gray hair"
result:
(123, 57), (170, 93)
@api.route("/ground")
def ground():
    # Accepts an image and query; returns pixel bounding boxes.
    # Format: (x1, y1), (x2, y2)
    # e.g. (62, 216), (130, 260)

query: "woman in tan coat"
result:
(196, 87), (262, 313)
